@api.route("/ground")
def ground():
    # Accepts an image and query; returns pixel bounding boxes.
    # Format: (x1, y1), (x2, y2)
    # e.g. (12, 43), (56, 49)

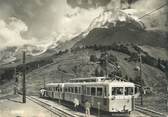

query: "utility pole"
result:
(13, 68), (17, 95)
(139, 53), (143, 106)
(105, 52), (108, 78)
(61, 72), (63, 83)
(58, 84), (61, 104)
(82, 40), (85, 78)
(22, 51), (26, 103)
(43, 77), (46, 88)
(120, 0), (123, 9)
(128, 0), (132, 9)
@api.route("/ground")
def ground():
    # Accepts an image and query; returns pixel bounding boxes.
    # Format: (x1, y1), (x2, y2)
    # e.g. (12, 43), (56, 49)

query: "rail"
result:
(135, 105), (167, 117)
(27, 96), (79, 117)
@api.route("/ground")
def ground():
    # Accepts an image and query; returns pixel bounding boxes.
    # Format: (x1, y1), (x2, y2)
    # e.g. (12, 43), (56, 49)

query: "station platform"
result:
(0, 95), (54, 117)
(0, 95), (149, 117)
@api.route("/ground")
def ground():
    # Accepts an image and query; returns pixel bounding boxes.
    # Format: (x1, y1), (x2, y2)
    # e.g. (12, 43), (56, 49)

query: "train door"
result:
(62, 86), (65, 101)
(52, 88), (54, 98)
(81, 85), (86, 104)
(103, 86), (108, 106)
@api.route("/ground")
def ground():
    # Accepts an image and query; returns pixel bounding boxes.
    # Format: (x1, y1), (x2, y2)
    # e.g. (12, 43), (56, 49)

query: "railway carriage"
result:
(45, 83), (64, 100)
(64, 83), (82, 103)
(42, 77), (139, 113)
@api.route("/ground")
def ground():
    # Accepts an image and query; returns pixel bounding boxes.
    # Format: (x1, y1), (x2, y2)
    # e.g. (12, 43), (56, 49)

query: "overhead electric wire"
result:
(139, 2), (168, 19)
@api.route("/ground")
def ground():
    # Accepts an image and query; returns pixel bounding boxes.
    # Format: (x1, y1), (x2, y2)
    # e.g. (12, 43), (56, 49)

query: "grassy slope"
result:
(0, 47), (167, 113)
(74, 28), (168, 49)
(22, 49), (167, 113)
(139, 45), (168, 60)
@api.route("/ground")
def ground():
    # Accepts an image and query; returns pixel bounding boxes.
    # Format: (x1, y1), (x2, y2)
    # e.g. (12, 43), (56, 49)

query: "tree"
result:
(165, 61), (168, 78)
(124, 75), (129, 81)
(99, 70), (104, 77)
(90, 55), (97, 62)
(127, 0), (133, 8)
(95, 68), (100, 77)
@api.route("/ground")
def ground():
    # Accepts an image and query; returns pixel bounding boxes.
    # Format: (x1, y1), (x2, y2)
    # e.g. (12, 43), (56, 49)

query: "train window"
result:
(112, 87), (123, 95)
(56, 87), (58, 92)
(72, 87), (74, 93)
(125, 87), (133, 95)
(53, 87), (56, 91)
(59, 87), (62, 92)
(97, 87), (103, 96)
(70, 87), (72, 93)
(135, 87), (139, 94)
(68, 87), (70, 92)
(91, 87), (96, 96)
(75, 87), (78, 93)
(65, 87), (67, 92)
(70, 87), (72, 92)
(86, 87), (90, 95)
(67, 87), (70, 92)
(78, 87), (81, 94)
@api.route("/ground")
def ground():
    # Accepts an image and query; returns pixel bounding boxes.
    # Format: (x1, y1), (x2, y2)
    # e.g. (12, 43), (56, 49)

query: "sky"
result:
(0, 0), (167, 49)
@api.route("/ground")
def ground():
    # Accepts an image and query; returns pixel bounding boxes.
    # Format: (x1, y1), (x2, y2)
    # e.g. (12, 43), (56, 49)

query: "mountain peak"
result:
(83, 9), (145, 36)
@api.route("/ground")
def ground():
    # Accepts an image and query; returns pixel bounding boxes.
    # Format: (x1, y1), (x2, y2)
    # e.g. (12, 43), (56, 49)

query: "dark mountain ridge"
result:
(74, 21), (168, 49)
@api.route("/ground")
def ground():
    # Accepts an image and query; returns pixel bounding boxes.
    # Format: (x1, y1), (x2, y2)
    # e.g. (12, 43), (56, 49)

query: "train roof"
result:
(67, 80), (134, 86)
(46, 80), (135, 87)
(69, 77), (106, 82)
(69, 76), (127, 83)
(46, 83), (63, 87)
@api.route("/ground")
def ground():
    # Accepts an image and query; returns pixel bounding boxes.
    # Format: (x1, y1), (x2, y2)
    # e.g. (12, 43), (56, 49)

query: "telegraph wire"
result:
(139, 2), (168, 19)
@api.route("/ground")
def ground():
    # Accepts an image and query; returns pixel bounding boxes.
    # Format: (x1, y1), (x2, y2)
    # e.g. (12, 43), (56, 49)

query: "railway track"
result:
(27, 96), (79, 117)
(27, 96), (165, 117)
(135, 105), (167, 117)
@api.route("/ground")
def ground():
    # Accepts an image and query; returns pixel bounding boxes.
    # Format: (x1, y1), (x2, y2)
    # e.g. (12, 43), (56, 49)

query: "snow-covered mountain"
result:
(56, 9), (146, 51)
(0, 47), (17, 64)
(83, 9), (145, 37)
(73, 9), (168, 49)
(0, 44), (51, 64)
(0, 9), (156, 64)
(16, 44), (49, 56)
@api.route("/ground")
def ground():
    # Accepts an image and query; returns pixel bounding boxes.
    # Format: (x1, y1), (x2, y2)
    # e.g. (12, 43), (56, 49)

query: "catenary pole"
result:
(139, 53), (143, 106)
(22, 51), (26, 103)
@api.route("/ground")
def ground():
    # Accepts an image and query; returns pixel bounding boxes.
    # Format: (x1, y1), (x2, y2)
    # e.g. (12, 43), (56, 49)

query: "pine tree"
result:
(95, 68), (99, 77)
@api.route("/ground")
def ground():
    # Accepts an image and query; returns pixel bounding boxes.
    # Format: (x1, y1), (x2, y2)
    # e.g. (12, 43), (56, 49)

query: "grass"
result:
(0, 48), (167, 114)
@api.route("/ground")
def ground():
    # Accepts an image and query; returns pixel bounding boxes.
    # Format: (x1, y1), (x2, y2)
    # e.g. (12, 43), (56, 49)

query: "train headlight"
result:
(111, 96), (115, 100)
(111, 108), (117, 112)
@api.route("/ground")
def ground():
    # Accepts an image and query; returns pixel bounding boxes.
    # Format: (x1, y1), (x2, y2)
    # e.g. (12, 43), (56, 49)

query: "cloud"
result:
(66, 0), (111, 9)
(0, 0), (167, 50)
(0, 17), (28, 49)
(131, 0), (168, 30)
(0, 0), (105, 49)
(56, 7), (104, 40)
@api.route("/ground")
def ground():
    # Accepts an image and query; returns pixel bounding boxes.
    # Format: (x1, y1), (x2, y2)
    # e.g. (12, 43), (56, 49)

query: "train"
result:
(40, 77), (140, 114)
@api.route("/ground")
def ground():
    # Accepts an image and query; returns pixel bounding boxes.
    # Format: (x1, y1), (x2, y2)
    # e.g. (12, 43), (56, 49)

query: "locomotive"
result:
(41, 77), (139, 113)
